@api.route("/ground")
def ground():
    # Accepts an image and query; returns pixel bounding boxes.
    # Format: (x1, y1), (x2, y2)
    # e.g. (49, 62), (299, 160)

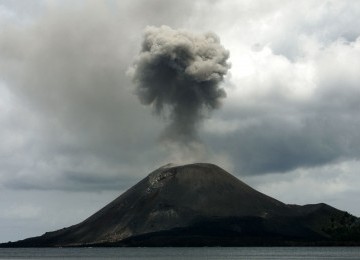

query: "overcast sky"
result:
(1, 0), (360, 243)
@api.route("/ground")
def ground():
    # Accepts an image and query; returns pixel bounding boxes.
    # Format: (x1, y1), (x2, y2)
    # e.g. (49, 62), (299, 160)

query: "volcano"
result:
(2, 163), (360, 247)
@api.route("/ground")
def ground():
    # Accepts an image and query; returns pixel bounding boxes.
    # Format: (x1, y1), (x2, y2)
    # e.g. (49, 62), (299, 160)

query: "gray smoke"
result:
(129, 26), (230, 143)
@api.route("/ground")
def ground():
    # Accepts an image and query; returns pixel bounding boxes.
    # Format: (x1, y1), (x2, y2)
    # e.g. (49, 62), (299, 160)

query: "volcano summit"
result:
(2, 163), (360, 247)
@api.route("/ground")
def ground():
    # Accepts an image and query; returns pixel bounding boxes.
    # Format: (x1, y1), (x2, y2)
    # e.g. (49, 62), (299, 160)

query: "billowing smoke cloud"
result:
(129, 26), (230, 143)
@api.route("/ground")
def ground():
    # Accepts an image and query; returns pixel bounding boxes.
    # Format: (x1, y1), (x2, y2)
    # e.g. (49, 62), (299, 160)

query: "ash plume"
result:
(129, 26), (230, 143)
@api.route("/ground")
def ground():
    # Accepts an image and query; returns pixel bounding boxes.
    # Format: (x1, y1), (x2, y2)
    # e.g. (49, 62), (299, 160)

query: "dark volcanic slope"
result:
(3, 163), (360, 247)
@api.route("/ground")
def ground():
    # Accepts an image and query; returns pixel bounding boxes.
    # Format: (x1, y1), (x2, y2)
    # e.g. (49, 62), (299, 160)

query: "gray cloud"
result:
(0, 1), (195, 191)
(129, 26), (230, 143)
(205, 36), (360, 175)
(206, 112), (360, 175)
(0, 0), (359, 188)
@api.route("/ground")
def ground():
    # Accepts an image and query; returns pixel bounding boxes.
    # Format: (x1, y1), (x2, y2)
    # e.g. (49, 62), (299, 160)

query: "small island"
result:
(2, 163), (360, 247)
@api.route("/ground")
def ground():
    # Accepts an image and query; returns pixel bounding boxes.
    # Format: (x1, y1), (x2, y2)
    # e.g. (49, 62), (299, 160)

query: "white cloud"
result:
(0, 204), (41, 220)
(0, 188), (119, 242)
(2, 0), (360, 188)
(0, 3), (16, 20)
(246, 160), (360, 216)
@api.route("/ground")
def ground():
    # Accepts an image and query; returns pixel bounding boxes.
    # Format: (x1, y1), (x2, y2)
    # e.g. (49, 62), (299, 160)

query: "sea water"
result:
(0, 247), (359, 259)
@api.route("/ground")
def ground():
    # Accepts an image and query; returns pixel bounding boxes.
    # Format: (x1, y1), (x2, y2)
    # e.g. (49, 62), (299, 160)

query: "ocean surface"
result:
(0, 247), (359, 259)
